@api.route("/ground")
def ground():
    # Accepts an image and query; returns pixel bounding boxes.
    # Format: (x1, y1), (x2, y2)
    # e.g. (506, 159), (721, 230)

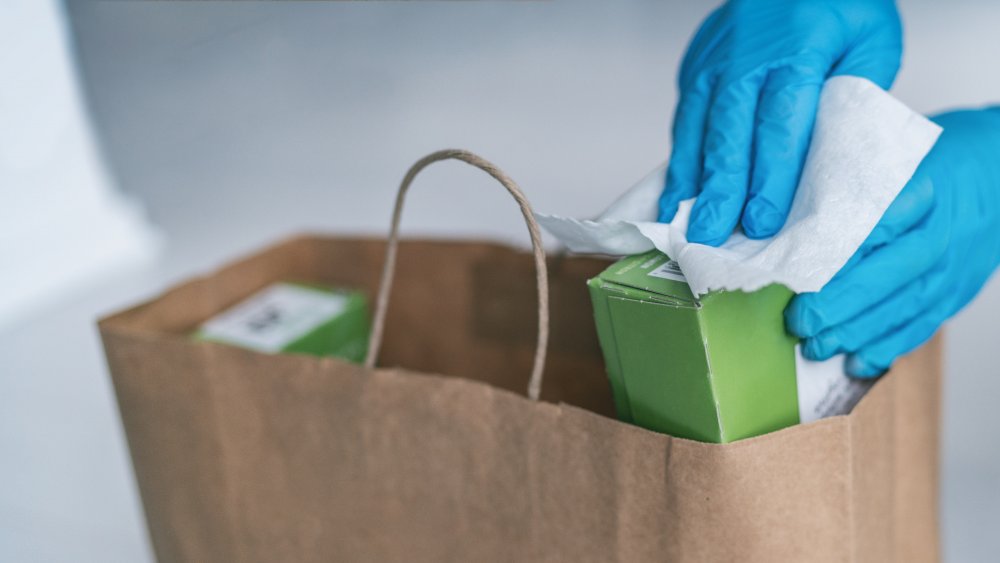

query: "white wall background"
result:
(2, 1), (997, 560)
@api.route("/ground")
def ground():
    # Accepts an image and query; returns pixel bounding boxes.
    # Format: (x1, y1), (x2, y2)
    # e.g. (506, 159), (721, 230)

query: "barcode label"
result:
(647, 259), (686, 282)
(795, 348), (873, 423)
(198, 283), (348, 352)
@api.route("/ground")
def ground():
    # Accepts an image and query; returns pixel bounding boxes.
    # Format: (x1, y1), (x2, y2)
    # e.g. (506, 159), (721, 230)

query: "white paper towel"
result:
(537, 76), (942, 297)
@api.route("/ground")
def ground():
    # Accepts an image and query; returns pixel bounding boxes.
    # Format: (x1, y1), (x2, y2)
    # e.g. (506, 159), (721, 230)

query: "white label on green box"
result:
(199, 283), (348, 353)
(647, 259), (687, 283)
(795, 347), (873, 423)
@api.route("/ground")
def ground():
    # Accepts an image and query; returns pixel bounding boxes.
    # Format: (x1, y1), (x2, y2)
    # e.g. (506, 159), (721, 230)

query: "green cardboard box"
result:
(194, 282), (369, 362)
(588, 250), (799, 443)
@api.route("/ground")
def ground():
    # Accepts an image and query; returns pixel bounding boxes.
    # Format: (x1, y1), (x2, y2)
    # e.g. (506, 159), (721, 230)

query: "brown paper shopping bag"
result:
(100, 150), (941, 562)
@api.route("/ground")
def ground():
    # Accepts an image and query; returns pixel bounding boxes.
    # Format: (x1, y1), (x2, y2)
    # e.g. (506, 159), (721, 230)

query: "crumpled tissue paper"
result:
(536, 76), (942, 297)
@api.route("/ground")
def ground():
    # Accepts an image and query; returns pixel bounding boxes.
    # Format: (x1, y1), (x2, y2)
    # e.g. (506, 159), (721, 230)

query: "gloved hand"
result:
(659, 0), (903, 246)
(786, 108), (1000, 377)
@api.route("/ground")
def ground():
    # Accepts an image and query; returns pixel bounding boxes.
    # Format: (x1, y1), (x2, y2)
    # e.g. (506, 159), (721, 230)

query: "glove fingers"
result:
(663, 4), (727, 224)
(786, 203), (949, 338)
(686, 73), (764, 246)
(825, 169), (935, 285)
(845, 298), (951, 378)
(857, 167), (935, 256)
(660, 76), (713, 222)
(744, 65), (824, 239)
(802, 264), (950, 361)
(824, 167), (934, 294)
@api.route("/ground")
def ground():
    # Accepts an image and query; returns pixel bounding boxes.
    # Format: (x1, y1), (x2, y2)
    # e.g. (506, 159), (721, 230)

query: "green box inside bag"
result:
(194, 282), (369, 362)
(588, 250), (799, 443)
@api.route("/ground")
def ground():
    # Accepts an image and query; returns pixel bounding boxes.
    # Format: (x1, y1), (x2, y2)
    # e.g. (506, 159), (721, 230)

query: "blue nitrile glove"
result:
(659, 0), (903, 246)
(787, 108), (1000, 377)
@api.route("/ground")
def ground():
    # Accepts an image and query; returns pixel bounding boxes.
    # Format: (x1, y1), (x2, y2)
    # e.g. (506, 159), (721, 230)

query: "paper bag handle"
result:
(364, 149), (550, 401)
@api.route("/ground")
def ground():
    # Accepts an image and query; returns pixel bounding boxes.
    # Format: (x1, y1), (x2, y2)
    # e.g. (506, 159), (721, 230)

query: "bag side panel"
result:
(894, 337), (943, 562)
(100, 331), (241, 562)
(659, 419), (852, 563)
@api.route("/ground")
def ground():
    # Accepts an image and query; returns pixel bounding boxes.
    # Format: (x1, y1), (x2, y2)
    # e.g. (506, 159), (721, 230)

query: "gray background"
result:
(3, 0), (998, 560)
